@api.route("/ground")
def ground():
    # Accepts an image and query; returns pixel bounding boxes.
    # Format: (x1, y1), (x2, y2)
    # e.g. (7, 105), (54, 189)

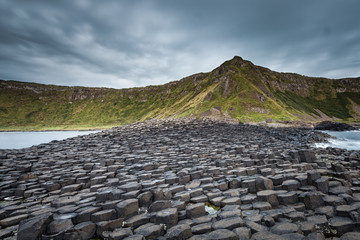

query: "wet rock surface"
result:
(0, 118), (359, 239)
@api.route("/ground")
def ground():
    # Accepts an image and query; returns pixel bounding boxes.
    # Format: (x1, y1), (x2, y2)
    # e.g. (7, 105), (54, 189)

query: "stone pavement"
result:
(0, 118), (359, 239)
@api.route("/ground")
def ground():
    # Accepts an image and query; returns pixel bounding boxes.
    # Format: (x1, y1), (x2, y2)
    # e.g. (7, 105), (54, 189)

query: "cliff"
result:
(1, 56), (359, 130)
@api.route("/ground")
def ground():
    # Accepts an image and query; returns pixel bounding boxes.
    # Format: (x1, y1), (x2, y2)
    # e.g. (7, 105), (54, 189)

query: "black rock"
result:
(314, 121), (356, 131)
(17, 213), (53, 240)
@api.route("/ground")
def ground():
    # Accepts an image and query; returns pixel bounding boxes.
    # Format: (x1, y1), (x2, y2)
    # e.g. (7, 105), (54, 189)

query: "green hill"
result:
(1, 56), (360, 130)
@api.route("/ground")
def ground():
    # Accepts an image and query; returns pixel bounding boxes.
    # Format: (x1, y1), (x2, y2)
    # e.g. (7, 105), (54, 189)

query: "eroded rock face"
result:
(314, 121), (356, 131)
(0, 118), (359, 240)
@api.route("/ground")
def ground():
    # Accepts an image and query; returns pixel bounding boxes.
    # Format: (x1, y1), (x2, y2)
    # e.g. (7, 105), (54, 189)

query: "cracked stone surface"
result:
(0, 118), (359, 239)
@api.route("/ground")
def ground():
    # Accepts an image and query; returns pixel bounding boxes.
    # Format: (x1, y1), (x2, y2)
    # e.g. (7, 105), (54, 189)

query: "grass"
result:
(274, 91), (360, 120)
(1, 59), (359, 130)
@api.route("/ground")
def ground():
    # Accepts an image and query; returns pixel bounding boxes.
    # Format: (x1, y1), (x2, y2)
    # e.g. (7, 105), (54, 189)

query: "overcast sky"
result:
(0, 0), (359, 89)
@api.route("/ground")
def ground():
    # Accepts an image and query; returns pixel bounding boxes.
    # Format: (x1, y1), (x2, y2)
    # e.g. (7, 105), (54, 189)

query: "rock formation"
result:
(314, 121), (357, 131)
(0, 118), (359, 239)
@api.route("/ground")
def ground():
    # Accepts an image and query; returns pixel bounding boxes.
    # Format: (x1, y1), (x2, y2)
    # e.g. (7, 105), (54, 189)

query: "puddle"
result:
(205, 202), (220, 215)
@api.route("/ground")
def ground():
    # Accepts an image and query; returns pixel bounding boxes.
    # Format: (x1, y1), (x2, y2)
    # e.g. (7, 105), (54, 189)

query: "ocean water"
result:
(0, 131), (100, 149)
(314, 130), (360, 151)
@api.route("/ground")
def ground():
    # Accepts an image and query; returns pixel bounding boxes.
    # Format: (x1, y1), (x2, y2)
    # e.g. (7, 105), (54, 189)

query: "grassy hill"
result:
(1, 56), (360, 130)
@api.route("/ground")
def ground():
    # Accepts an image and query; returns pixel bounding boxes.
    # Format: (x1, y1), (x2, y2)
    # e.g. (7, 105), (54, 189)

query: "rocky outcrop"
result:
(0, 119), (359, 239)
(314, 121), (357, 131)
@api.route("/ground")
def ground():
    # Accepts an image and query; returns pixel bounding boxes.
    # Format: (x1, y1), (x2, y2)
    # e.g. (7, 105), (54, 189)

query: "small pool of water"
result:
(205, 202), (220, 215)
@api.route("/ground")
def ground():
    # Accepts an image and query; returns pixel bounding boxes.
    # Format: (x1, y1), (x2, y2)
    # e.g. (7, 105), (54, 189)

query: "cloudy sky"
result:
(0, 0), (359, 89)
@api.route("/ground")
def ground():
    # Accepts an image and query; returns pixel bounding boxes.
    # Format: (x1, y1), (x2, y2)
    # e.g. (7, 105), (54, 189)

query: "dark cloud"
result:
(0, 0), (359, 88)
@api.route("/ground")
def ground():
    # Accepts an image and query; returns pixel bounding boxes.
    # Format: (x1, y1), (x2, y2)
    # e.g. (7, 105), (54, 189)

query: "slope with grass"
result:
(1, 56), (359, 130)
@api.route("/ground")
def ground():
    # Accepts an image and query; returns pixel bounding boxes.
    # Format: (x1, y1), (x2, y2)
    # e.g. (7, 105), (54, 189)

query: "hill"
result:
(1, 56), (360, 130)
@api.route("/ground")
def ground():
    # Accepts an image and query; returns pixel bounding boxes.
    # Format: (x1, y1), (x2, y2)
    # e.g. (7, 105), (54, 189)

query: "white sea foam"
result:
(314, 130), (360, 150)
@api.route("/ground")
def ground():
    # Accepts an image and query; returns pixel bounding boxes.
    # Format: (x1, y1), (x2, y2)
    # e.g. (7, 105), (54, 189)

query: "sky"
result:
(0, 0), (360, 89)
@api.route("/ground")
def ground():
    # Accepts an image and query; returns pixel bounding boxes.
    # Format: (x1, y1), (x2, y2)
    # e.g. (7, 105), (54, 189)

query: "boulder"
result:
(282, 179), (300, 191)
(315, 177), (329, 194)
(340, 232), (360, 240)
(186, 203), (205, 219)
(328, 217), (355, 236)
(96, 218), (124, 236)
(212, 217), (244, 230)
(109, 227), (133, 239)
(303, 191), (324, 210)
(17, 213), (53, 240)
(155, 208), (178, 228)
(47, 219), (73, 235)
(233, 227), (251, 239)
(63, 221), (96, 240)
(125, 214), (150, 229)
(206, 229), (238, 240)
(255, 176), (273, 191)
(298, 150), (317, 163)
(0, 214), (28, 227)
(191, 223), (212, 234)
(306, 232), (325, 240)
(135, 224), (164, 239)
(165, 224), (193, 240)
(115, 199), (139, 219)
(270, 222), (300, 234)
(149, 200), (172, 212)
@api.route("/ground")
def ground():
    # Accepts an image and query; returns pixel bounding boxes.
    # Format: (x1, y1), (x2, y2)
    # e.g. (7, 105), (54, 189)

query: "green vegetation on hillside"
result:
(274, 91), (360, 119)
(1, 56), (359, 130)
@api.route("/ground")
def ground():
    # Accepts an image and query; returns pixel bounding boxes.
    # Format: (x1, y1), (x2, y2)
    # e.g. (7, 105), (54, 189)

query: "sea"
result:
(314, 130), (360, 151)
(1, 129), (359, 151)
(0, 131), (100, 149)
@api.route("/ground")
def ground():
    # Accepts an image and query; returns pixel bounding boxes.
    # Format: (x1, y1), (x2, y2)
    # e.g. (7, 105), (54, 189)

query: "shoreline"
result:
(0, 126), (112, 132)
(1, 118), (358, 132)
(0, 129), (106, 133)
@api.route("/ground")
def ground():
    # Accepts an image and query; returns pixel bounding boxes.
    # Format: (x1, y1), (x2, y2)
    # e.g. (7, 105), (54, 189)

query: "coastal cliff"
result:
(1, 56), (360, 130)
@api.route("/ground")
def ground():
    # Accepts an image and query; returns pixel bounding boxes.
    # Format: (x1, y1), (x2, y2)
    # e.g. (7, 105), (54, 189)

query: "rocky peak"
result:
(213, 56), (251, 76)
